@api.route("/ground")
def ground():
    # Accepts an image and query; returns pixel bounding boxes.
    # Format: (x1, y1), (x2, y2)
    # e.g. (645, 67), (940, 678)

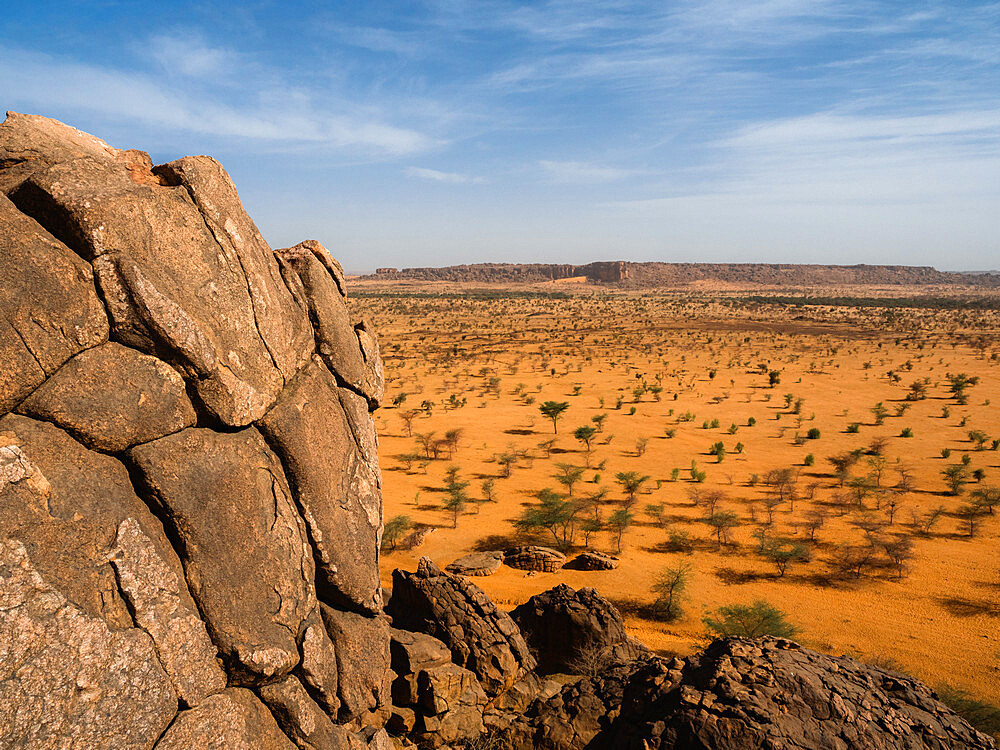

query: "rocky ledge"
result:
(0, 115), (994, 750)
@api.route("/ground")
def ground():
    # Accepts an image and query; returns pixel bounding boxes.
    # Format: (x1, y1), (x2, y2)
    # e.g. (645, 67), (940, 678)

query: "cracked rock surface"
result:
(0, 113), (388, 749)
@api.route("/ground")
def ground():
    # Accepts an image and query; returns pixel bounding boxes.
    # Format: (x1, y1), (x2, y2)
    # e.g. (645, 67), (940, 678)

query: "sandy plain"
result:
(350, 281), (1000, 704)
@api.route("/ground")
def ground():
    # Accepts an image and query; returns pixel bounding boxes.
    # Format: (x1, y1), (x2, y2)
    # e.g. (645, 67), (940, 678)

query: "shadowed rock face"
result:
(0, 113), (389, 750)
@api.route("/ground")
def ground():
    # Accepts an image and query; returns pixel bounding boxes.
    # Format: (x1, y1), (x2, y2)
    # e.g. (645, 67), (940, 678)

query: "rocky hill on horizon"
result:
(363, 260), (1000, 288)
(1, 113), (995, 750)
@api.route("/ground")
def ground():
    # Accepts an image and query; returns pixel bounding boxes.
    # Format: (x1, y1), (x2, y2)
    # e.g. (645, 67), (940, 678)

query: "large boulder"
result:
(504, 545), (566, 572)
(511, 584), (647, 675)
(386, 558), (537, 699)
(128, 427), (317, 683)
(257, 358), (382, 613)
(6, 116), (312, 426)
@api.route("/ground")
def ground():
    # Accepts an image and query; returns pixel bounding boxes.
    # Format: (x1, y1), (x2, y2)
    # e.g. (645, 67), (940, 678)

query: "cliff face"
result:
(1, 115), (994, 750)
(0, 113), (390, 749)
(366, 260), (998, 287)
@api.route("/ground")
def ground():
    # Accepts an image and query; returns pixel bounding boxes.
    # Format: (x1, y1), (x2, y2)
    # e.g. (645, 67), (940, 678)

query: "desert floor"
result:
(351, 283), (1000, 703)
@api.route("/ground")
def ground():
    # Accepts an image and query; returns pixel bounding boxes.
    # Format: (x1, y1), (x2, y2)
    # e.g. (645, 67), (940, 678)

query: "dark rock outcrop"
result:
(0, 113), (388, 750)
(564, 550), (618, 570)
(386, 558), (537, 699)
(511, 583), (647, 675)
(508, 637), (997, 750)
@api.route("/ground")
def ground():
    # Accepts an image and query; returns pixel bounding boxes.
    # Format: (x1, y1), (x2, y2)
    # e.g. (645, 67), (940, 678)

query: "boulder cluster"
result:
(1, 115), (995, 750)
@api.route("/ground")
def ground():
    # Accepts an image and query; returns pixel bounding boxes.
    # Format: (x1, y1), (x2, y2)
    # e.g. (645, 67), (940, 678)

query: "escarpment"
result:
(1, 114), (995, 750)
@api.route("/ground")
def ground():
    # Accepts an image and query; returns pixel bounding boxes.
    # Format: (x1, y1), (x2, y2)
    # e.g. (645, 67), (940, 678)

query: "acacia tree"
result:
(703, 600), (798, 638)
(946, 372), (979, 404)
(554, 463), (585, 497)
(763, 538), (807, 577)
(400, 409), (420, 437)
(615, 471), (650, 506)
(574, 425), (597, 466)
(381, 515), (413, 551)
(608, 508), (634, 552)
(883, 536), (914, 579)
(515, 488), (578, 549)
(539, 401), (570, 434)
(705, 511), (740, 548)
(942, 463), (971, 496)
(651, 563), (691, 621)
(442, 466), (470, 528)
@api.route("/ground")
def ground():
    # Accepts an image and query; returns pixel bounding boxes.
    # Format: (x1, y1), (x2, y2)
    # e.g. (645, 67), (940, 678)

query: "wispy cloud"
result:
(148, 32), (241, 79)
(0, 45), (435, 156)
(406, 166), (484, 183)
(539, 160), (637, 183)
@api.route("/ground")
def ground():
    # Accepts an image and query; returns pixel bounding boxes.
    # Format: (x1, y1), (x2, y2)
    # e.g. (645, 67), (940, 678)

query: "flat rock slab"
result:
(129, 427), (316, 683)
(155, 688), (296, 750)
(0, 193), (108, 413)
(446, 551), (504, 577)
(0, 413), (193, 629)
(18, 341), (196, 452)
(257, 358), (382, 613)
(0, 539), (177, 750)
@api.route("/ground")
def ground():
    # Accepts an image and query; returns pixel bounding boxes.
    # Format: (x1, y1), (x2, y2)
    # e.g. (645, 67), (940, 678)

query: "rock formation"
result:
(1, 114), (995, 750)
(359, 260), (1000, 288)
(0, 112), (389, 750)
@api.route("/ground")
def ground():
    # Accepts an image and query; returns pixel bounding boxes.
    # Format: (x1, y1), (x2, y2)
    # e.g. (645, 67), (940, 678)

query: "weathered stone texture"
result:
(386, 558), (536, 699)
(111, 517), (227, 706)
(504, 545), (566, 572)
(129, 427), (317, 683)
(155, 688), (297, 750)
(0, 539), (177, 750)
(0, 413), (189, 629)
(8, 134), (310, 426)
(511, 584), (647, 676)
(257, 358), (381, 613)
(320, 604), (391, 722)
(276, 240), (384, 405)
(0, 113), (391, 750)
(0, 193), (108, 413)
(18, 341), (196, 452)
(445, 550), (504, 577)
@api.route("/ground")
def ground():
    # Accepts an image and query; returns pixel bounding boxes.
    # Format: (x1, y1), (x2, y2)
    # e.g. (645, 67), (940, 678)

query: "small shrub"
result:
(941, 448), (952, 459)
(804, 454), (815, 466)
(806, 428), (821, 439)
(747, 417), (757, 427)
(703, 600), (799, 639)
(847, 423), (860, 434)
(900, 427), (913, 438)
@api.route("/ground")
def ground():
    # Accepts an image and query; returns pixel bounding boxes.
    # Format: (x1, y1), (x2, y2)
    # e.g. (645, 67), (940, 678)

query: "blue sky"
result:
(3, 1), (998, 272)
